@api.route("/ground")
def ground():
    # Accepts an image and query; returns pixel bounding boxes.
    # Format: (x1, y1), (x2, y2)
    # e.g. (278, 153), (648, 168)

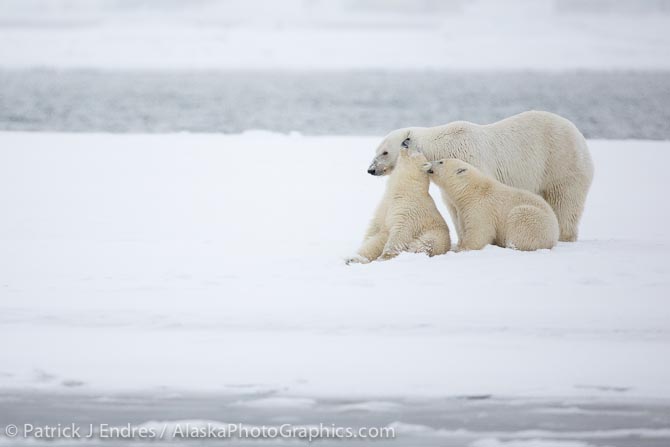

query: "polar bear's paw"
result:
(345, 255), (370, 265)
(380, 250), (399, 261)
(409, 238), (432, 254)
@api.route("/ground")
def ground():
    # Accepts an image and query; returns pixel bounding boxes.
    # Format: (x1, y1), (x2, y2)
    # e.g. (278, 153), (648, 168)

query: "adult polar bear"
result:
(367, 111), (593, 242)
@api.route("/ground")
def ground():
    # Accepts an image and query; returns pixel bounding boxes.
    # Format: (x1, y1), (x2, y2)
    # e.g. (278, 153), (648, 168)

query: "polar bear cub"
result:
(425, 158), (559, 252)
(347, 149), (451, 264)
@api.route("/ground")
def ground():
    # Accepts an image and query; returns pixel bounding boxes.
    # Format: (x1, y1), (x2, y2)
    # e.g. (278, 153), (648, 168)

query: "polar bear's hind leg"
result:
(505, 205), (558, 251)
(542, 179), (590, 242)
(413, 228), (451, 257)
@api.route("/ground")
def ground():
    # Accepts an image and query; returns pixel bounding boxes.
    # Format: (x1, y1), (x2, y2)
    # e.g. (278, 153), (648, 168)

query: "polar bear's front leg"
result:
(457, 223), (495, 252)
(347, 231), (388, 264)
(380, 225), (415, 260)
(457, 234), (489, 252)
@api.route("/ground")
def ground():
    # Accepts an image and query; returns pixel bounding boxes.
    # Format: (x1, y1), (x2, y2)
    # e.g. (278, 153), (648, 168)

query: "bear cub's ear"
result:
(456, 168), (467, 175)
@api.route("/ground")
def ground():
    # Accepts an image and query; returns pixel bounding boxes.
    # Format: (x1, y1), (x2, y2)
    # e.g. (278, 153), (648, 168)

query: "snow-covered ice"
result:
(0, 131), (668, 402)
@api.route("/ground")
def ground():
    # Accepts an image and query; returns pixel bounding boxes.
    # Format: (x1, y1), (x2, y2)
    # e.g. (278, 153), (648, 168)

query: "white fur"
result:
(427, 158), (559, 252)
(347, 149), (451, 264)
(368, 111), (593, 242)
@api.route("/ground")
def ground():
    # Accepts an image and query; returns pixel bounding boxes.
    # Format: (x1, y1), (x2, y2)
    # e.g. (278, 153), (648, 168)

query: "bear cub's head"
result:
(396, 147), (429, 172)
(423, 158), (471, 182)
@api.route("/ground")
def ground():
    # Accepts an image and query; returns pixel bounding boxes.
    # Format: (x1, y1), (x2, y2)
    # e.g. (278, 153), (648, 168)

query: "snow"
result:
(390, 423), (670, 440)
(471, 440), (613, 447)
(0, 132), (669, 401)
(0, 0), (669, 70)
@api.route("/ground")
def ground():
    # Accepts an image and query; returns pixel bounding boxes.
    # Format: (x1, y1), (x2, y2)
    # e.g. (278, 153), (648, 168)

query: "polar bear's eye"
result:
(401, 138), (410, 148)
(439, 161), (443, 164)
(382, 151), (388, 155)
(456, 168), (467, 174)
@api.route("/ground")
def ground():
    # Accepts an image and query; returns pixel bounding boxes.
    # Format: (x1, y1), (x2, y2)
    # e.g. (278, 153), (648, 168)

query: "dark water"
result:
(2, 391), (670, 446)
(1, 69), (670, 139)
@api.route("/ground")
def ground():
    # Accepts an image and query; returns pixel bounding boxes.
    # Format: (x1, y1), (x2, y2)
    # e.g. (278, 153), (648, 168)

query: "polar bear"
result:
(425, 158), (559, 251)
(347, 149), (451, 264)
(367, 111), (593, 242)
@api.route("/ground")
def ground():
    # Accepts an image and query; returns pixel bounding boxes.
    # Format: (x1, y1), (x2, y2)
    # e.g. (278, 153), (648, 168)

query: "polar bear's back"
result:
(426, 111), (592, 194)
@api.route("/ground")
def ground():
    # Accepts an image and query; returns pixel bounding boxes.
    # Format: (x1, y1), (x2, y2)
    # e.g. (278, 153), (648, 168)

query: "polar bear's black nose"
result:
(367, 168), (376, 175)
(427, 169), (434, 174)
